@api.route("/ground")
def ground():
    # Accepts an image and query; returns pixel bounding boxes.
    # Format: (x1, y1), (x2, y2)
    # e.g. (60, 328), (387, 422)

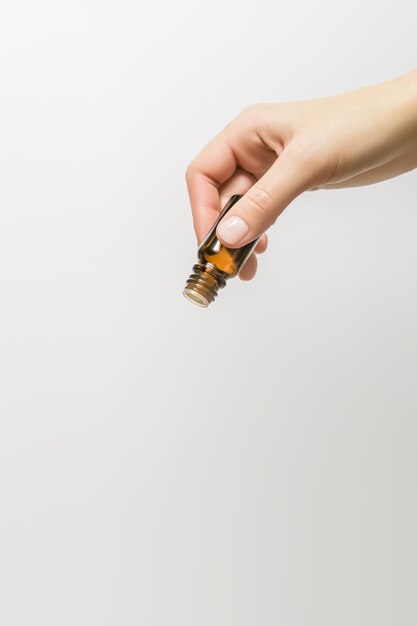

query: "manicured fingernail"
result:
(217, 216), (249, 245)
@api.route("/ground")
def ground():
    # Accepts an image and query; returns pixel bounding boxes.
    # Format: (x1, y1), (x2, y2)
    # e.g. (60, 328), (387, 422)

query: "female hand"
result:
(186, 70), (417, 280)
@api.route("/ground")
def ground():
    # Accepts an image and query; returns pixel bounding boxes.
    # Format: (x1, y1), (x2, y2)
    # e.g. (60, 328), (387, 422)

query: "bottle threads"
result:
(183, 263), (227, 308)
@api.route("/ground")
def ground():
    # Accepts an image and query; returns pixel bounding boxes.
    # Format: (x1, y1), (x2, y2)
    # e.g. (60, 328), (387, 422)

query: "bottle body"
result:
(183, 194), (259, 307)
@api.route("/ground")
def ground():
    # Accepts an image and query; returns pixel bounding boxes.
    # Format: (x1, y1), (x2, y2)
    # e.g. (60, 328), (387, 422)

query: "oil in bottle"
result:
(183, 194), (260, 307)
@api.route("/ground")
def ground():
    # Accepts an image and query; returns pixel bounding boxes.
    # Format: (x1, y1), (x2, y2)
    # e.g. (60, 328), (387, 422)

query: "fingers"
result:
(237, 232), (268, 281)
(219, 170), (268, 280)
(216, 148), (310, 248)
(185, 134), (237, 244)
(254, 233), (268, 254)
(185, 111), (277, 283)
(218, 166), (256, 208)
(219, 167), (268, 251)
(238, 252), (258, 281)
(187, 148), (269, 281)
(185, 108), (278, 244)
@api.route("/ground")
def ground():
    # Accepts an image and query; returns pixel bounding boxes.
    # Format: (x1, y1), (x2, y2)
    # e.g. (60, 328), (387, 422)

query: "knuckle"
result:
(245, 186), (275, 224)
(185, 163), (196, 183)
(224, 104), (266, 135)
(239, 103), (263, 118)
(241, 103), (257, 114)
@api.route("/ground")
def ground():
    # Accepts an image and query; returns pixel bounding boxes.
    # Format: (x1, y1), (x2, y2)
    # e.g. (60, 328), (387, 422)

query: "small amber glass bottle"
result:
(183, 194), (260, 307)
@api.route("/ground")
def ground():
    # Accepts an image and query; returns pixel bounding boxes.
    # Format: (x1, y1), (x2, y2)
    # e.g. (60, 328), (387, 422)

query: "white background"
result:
(0, 1), (416, 624)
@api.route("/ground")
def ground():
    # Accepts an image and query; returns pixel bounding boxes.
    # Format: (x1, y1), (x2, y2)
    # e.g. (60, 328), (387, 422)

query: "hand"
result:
(186, 70), (417, 280)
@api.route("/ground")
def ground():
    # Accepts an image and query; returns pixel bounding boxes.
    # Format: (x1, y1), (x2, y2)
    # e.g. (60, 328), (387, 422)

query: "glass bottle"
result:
(183, 194), (259, 307)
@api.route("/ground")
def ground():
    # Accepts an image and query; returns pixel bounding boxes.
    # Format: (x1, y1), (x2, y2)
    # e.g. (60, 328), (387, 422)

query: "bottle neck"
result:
(183, 263), (227, 307)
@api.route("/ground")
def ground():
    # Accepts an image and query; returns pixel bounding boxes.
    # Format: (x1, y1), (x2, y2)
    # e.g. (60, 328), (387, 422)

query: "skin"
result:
(186, 69), (417, 281)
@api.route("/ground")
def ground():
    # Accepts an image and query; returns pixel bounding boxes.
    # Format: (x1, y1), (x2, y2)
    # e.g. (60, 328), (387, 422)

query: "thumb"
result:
(216, 150), (308, 247)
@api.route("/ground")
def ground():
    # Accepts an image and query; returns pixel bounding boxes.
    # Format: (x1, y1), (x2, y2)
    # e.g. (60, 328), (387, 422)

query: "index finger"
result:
(185, 133), (237, 243)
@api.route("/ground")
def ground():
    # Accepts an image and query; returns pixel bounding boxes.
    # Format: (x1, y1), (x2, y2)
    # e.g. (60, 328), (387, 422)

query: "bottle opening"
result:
(182, 287), (210, 308)
(183, 263), (226, 308)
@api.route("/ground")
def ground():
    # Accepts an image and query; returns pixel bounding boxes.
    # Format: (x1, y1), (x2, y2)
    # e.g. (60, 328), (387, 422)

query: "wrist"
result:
(382, 70), (417, 148)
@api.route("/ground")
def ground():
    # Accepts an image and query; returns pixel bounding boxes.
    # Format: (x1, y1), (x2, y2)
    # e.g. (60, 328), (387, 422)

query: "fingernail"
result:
(217, 216), (249, 245)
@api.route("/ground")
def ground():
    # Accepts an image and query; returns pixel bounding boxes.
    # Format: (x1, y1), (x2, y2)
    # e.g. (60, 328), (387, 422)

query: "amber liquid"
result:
(183, 194), (260, 307)
(198, 194), (259, 276)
